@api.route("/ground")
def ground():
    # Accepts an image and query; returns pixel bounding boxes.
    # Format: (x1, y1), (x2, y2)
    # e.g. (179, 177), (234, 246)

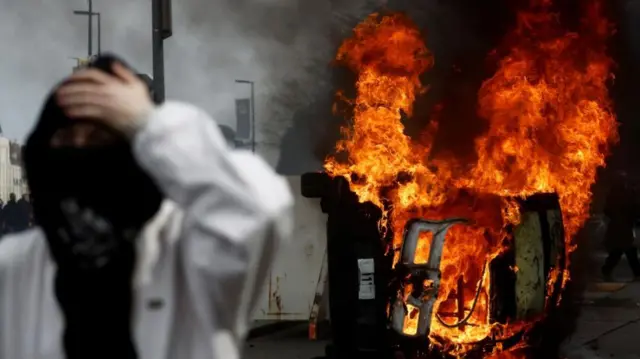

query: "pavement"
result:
(244, 323), (326, 359)
(560, 280), (640, 358)
(245, 251), (640, 359)
(560, 251), (640, 359)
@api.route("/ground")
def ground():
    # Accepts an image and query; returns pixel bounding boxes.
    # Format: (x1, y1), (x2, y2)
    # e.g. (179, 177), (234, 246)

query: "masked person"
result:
(17, 194), (31, 229)
(0, 55), (293, 359)
(0, 198), (4, 234)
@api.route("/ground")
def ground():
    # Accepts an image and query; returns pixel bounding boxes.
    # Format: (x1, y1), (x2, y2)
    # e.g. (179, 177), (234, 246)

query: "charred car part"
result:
(302, 172), (567, 358)
(390, 193), (566, 355)
(302, 172), (392, 359)
(390, 194), (566, 358)
(390, 219), (467, 337)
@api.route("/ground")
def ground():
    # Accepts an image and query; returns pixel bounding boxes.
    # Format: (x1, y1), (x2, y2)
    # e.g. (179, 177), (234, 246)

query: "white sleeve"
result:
(132, 101), (294, 342)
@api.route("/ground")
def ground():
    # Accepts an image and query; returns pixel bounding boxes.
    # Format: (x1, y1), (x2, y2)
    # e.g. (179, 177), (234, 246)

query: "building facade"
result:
(0, 137), (27, 201)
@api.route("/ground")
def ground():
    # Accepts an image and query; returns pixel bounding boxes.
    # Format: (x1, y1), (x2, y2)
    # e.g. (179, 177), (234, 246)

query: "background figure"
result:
(602, 171), (640, 281)
(27, 194), (33, 227)
(2, 193), (30, 234)
(17, 194), (31, 229)
(2, 193), (21, 234)
(0, 199), (4, 235)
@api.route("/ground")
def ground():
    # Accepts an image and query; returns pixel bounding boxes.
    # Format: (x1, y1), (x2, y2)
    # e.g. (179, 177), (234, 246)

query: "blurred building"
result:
(0, 136), (27, 201)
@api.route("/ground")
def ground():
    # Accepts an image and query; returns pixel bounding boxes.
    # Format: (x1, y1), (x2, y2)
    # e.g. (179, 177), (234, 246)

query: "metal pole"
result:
(88, 0), (93, 56)
(251, 81), (255, 153)
(152, 0), (165, 102)
(97, 13), (101, 55)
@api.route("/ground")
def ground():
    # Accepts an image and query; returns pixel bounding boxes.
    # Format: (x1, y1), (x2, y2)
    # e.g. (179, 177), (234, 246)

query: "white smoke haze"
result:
(0, 0), (494, 171)
(0, 0), (333, 166)
(273, 0), (491, 174)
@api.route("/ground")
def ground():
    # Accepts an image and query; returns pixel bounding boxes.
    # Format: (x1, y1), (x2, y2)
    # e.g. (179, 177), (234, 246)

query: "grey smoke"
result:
(275, 0), (497, 175)
(0, 0), (331, 166)
(0, 0), (514, 174)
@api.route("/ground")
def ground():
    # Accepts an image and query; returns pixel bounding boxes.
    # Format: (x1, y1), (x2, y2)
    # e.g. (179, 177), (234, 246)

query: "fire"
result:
(325, 1), (617, 357)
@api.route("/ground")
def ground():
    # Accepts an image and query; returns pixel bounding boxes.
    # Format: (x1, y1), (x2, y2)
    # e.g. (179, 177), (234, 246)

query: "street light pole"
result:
(96, 13), (101, 54)
(152, 0), (172, 103)
(235, 79), (256, 153)
(88, 0), (92, 56)
(74, 11), (101, 56)
(251, 82), (255, 153)
(152, 0), (164, 103)
(73, 1), (100, 58)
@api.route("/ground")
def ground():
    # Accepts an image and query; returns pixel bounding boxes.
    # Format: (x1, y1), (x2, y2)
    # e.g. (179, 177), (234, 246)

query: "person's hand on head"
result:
(56, 62), (154, 138)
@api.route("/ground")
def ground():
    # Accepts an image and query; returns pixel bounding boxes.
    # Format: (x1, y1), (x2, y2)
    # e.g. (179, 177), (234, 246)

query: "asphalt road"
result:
(244, 244), (640, 359)
(245, 280), (640, 359)
(245, 339), (326, 359)
(244, 325), (325, 359)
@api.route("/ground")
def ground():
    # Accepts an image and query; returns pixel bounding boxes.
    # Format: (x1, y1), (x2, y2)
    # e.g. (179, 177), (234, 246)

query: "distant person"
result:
(602, 171), (640, 281)
(26, 194), (34, 227)
(0, 199), (4, 235)
(0, 54), (293, 359)
(17, 194), (31, 230)
(2, 193), (21, 234)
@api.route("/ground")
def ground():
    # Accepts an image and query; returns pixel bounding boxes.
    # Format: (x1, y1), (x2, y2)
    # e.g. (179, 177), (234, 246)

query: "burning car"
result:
(306, 0), (618, 358)
(304, 174), (566, 358)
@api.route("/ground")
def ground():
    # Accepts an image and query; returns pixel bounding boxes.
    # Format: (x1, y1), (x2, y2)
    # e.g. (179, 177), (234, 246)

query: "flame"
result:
(325, 1), (617, 357)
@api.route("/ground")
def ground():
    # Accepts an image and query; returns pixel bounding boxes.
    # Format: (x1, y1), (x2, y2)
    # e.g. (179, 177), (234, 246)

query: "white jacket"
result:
(0, 102), (294, 359)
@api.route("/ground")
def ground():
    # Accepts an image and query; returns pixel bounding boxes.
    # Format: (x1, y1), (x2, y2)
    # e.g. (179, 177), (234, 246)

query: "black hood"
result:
(24, 54), (162, 244)
(24, 54), (160, 359)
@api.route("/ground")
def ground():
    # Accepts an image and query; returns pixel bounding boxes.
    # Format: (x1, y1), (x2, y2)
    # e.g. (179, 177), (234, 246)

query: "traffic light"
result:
(160, 0), (172, 39)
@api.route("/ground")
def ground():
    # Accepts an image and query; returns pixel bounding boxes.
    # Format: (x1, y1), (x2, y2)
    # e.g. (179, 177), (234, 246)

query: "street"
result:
(562, 280), (640, 358)
(246, 254), (640, 359)
(562, 251), (640, 359)
(245, 324), (325, 359)
(245, 338), (326, 359)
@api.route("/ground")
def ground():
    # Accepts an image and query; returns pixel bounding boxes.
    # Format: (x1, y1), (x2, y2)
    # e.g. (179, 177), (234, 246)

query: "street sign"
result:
(235, 98), (251, 140)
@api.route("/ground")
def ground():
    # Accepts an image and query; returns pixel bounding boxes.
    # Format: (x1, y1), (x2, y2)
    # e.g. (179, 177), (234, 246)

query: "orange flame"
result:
(325, 1), (617, 356)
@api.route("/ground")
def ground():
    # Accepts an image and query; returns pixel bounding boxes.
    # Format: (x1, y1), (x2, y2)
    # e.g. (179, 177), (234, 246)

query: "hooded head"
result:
(24, 53), (163, 268)
(24, 54), (160, 359)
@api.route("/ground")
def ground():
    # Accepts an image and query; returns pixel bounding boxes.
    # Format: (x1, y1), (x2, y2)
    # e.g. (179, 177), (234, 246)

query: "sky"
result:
(0, 0), (511, 174)
(0, 0), (331, 152)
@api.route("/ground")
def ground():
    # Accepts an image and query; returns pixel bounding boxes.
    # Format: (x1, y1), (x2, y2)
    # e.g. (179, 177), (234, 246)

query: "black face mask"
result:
(23, 54), (160, 359)
(31, 144), (163, 269)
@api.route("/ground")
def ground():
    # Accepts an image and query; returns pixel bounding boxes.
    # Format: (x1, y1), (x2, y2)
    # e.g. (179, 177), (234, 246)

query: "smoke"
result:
(610, 0), (640, 174)
(11, 0), (608, 175)
(164, 0), (333, 164)
(0, 0), (329, 164)
(276, 0), (396, 175)
(4, 0), (634, 176)
(386, 0), (511, 162)
(275, 0), (512, 175)
(0, 0), (85, 140)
